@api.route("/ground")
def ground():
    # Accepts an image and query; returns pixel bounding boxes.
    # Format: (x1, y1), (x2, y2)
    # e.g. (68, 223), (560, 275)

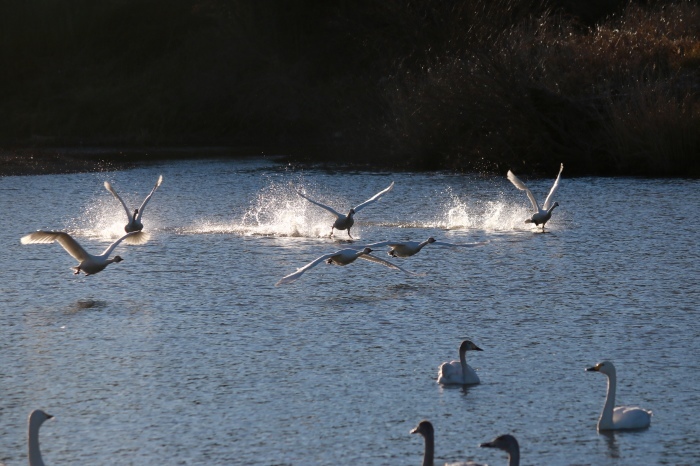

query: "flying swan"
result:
(507, 163), (563, 231)
(411, 420), (488, 466)
(480, 434), (521, 466)
(28, 409), (53, 466)
(355, 237), (488, 258)
(275, 247), (416, 286)
(586, 360), (652, 430)
(296, 181), (394, 238)
(21, 230), (138, 275)
(104, 175), (163, 242)
(437, 340), (483, 385)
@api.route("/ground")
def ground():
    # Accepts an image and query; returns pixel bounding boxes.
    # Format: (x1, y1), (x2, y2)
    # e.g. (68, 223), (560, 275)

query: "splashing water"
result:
(437, 187), (535, 231)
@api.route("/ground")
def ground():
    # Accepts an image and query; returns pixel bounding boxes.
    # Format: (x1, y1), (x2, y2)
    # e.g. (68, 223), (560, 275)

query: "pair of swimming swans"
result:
(412, 420), (520, 466)
(507, 163), (563, 231)
(275, 246), (417, 286)
(296, 181), (394, 238)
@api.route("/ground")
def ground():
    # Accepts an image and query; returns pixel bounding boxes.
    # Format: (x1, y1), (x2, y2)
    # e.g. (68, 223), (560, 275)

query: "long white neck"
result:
(421, 432), (434, 466)
(28, 419), (45, 466)
(599, 370), (617, 430)
(459, 349), (468, 383)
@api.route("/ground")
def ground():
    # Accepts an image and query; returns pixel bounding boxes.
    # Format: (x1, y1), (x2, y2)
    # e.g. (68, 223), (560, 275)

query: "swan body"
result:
(357, 237), (488, 258)
(104, 175), (163, 236)
(480, 434), (520, 466)
(437, 340), (483, 385)
(21, 230), (137, 275)
(296, 181), (394, 238)
(411, 420), (487, 466)
(507, 163), (563, 231)
(586, 361), (652, 431)
(28, 409), (53, 466)
(275, 246), (415, 285)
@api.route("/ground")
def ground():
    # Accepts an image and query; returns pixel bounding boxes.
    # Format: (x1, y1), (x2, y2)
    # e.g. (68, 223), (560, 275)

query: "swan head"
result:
(29, 409), (53, 426)
(460, 340), (483, 353)
(348, 208), (356, 216)
(361, 248), (373, 254)
(480, 434), (519, 454)
(133, 208), (139, 215)
(410, 420), (434, 438)
(427, 237), (436, 243)
(586, 360), (616, 376)
(113, 255), (124, 263)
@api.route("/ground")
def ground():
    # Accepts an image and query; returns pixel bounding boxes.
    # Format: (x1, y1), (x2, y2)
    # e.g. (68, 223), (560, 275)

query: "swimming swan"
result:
(21, 230), (138, 275)
(507, 163), (563, 231)
(104, 175), (163, 241)
(28, 409), (53, 466)
(296, 181), (394, 238)
(437, 340), (483, 385)
(586, 361), (652, 431)
(275, 246), (415, 286)
(480, 434), (520, 466)
(411, 420), (487, 466)
(356, 237), (488, 258)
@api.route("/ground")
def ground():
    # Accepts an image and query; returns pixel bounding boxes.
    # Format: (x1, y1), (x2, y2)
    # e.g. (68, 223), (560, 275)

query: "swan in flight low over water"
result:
(586, 361), (652, 431)
(275, 246), (415, 286)
(411, 420), (488, 466)
(296, 181), (394, 238)
(28, 409), (53, 466)
(480, 434), (521, 466)
(507, 163), (563, 231)
(21, 230), (138, 275)
(355, 237), (488, 258)
(437, 340), (483, 385)
(104, 175), (163, 240)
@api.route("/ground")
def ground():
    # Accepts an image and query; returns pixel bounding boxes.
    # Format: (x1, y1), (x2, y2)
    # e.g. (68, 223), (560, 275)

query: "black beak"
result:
(585, 366), (597, 372)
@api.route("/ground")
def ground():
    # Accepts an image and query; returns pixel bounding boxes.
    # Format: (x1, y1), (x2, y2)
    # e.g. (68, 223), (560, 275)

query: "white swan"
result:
(437, 340), (483, 385)
(275, 246), (416, 286)
(104, 175), (163, 237)
(480, 434), (520, 466)
(28, 409), (53, 466)
(296, 181), (394, 238)
(586, 361), (652, 431)
(411, 420), (487, 466)
(357, 237), (488, 258)
(507, 163), (563, 231)
(21, 230), (138, 275)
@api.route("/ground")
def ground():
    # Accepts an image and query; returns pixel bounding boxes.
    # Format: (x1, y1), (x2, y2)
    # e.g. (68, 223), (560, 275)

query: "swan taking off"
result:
(411, 420), (487, 466)
(275, 246), (416, 286)
(356, 237), (488, 258)
(480, 434), (520, 466)
(21, 230), (138, 275)
(28, 409), (53, 466)
(296, 181), (394, 238)
(104, 175), (163, 240)
(507, 163), (563, 231)
(437, 340), (483, 385)
(586, 361), (652, 431)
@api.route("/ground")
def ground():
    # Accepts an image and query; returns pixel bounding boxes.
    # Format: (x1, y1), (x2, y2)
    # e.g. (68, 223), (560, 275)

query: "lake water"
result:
(1, 158), (698, 465)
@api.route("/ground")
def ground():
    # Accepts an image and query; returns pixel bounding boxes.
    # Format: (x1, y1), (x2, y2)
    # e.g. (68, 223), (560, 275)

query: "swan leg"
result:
(73, 267), (81, 275)
(347, 228), (353, 239)
(329, 226), (335, 238)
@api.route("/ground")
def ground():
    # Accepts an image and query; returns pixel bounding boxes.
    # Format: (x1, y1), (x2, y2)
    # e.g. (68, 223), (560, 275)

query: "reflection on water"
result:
(1, 159), (699, 465)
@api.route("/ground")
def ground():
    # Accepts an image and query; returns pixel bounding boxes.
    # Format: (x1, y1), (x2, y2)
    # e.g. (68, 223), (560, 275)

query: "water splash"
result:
(68, 196), (130, 240)
(436, 187), (534, 231)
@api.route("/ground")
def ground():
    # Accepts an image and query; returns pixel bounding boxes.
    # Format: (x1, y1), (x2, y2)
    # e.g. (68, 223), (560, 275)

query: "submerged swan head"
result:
(586, 360), (615, 376)
(460, 340), (483, 353)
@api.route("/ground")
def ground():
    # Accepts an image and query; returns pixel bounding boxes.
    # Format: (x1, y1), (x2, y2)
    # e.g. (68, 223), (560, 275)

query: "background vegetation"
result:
(1, 0), (698, 175)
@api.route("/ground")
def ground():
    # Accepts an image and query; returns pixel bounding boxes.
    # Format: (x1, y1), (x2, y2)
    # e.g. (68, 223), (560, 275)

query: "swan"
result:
(480, 434), (520, 466)
(507, 163), (563, 231)
(296, 181), (394, 238)
(28, 409), (53, 466)
(437, 340), (483, 385)
(21, 230), (138, 275)
(411, 420), (487, 466)
(356, 237), (488, 258)
(586, 361), (652, 431)
(104, 175), (163, 237)
(275, 246), (416, 286)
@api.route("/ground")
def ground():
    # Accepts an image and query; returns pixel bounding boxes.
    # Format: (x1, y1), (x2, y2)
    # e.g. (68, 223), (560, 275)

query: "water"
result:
(1, 158), (698, 465)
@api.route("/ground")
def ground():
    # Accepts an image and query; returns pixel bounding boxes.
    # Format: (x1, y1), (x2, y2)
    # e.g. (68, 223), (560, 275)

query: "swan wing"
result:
(352, 181), (394, 212)
(357, 253), (419, 275)
(507, 170), (539, 211)
(123, 231), (150, 245)
(135, 174), (163, 221)
(99, 231), (139, 257)
(104, 181), (133, 221)
(437, 361), (462, 384)
(612, 406), (652, 429)
(347, 241), (393, 250)
(21, 231), (90, 262)
(276, 252), (336, 286)
(542, 163), (564, 210)
(296, 190), (342, 218)
(432, 240), (489, 248)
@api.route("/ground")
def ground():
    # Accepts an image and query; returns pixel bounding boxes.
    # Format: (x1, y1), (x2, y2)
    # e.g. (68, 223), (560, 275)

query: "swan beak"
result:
(46, 413), (54, 419)
(585, 366), (598, 372)
(480, 441), (494, 448)
(410, 427), (419, 435)
(474, 346), (484, 351)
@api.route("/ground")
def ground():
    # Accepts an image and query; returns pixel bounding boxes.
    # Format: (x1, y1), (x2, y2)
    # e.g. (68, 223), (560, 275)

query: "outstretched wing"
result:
(542, 163), (564, 210)
(353, 181), (394, 212)
(135, 175), (163, 221)
(507, 171), (539, 211)
(296, 190), (342, 218)
(99, 231), (140, 257)
(276, 252), (335, 286)
(358, 253), (420, 275)
(104, 181), (133, 221)
(347, 241), (393, 250)
(432, 240), (489, 248)
(21, 231), (90, 262)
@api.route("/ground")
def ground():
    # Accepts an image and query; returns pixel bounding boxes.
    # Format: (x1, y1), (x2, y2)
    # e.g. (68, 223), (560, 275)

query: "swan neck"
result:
(422, 432), (434, 466)
(600, 371), (617, 429)
(28, 421), (45, 466)
(508, 447), (520, 466)
(459, 349), (468, 383)
(547, 204), (559, 213)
